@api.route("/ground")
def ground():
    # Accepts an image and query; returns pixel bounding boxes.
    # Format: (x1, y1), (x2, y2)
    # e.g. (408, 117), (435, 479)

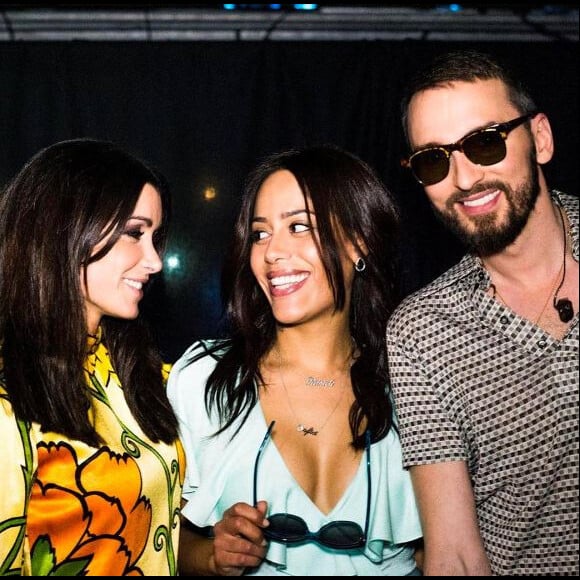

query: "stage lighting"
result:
(222, 4), (318, 10)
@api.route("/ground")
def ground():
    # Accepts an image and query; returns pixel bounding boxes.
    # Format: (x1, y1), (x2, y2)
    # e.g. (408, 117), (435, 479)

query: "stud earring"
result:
(354, 257), (366, 272)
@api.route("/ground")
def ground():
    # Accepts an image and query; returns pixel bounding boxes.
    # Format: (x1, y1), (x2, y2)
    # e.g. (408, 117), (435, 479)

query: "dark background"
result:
(1, 11), (578, 362)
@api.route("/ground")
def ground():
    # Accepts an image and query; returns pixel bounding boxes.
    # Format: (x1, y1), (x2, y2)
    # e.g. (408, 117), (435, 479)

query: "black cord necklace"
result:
(553, 205), (574, 323)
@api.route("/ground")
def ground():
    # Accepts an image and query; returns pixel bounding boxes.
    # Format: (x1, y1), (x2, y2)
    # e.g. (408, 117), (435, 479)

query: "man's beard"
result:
(432, 155), (540, 257)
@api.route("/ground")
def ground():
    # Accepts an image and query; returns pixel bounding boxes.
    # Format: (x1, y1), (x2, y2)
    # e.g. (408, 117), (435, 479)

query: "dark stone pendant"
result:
(555, 298), (574, 323)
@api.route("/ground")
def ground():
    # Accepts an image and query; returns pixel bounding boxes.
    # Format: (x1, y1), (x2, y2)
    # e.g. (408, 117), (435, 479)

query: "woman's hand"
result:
(211, 500), (269, 576)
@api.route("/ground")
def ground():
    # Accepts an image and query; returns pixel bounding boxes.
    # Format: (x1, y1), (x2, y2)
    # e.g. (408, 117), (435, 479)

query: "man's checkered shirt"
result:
(386, 191), (579, 575)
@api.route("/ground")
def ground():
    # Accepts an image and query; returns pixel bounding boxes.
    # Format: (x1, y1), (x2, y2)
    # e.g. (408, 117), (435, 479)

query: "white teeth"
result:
(124, 279), (143, 290)
(463, 191), (499, 207)
(270, 273), (308, 287)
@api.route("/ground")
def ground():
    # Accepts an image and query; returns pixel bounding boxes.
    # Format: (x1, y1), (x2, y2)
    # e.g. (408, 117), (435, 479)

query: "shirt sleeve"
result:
(386, 318), (467, 467)
(166, 342), (218, 500)
(0, 386), (37, 575)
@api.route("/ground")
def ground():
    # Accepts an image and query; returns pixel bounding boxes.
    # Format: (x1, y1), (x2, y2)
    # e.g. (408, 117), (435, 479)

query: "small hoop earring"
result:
(354, 257), (366, 272)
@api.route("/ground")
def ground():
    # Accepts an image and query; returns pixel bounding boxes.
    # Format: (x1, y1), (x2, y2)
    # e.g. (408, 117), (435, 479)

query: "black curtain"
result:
(1, 40), (577, 361)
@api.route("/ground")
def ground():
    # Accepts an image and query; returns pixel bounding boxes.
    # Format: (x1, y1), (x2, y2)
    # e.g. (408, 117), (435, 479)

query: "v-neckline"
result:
(255, 406), (366, 517)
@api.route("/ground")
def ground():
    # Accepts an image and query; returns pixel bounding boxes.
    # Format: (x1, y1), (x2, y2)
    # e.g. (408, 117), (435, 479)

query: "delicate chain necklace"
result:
(305, 376), (335, 388)
(552, 204), (574, 323)
(491, 261), (564, 325)
(276, 347), (347, 436)
(288, 338), (355, 388)
(490, 204), (569, 325)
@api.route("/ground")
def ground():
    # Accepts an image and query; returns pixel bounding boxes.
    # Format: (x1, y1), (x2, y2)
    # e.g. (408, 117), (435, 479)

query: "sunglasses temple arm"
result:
(253, 420), (276, 508)
(364, 430), (371, 539)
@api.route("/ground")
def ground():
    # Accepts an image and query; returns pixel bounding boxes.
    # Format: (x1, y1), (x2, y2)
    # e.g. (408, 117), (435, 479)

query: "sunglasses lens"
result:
(410, 148), (450, 186)
(408, 127), (510, 186)
(463, 129), (507, 166)
(266, 513), (308, 542)
(265, 516), (364, 549)
(319, 522), (364, 549)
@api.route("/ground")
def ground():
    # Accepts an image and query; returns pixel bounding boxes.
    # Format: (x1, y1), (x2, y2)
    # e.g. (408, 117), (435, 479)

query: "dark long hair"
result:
(191, 145), (400, 449)
(0, 138), (178, 446)
(400, 49), (538, 146)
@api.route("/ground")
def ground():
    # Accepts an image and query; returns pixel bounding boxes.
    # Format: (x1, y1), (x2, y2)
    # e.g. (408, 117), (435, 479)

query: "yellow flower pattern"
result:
(0, 332), (185, 576)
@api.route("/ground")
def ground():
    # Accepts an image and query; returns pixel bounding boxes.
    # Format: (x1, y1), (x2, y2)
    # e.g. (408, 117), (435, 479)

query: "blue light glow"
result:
(223, 3), (318, 10)
(165, 255), (181, 271)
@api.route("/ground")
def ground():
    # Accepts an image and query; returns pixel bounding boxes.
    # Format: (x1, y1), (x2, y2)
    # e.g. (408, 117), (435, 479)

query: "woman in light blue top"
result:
(167, 145), (423, 576)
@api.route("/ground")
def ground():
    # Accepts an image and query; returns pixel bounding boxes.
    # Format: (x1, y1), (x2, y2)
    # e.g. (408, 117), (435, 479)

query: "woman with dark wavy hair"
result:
(0, 138), (184, 576)
(168, 144), (422, 576)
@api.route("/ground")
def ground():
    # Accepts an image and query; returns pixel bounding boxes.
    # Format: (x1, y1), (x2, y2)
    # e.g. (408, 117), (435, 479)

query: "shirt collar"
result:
(87, 326), (103, 355)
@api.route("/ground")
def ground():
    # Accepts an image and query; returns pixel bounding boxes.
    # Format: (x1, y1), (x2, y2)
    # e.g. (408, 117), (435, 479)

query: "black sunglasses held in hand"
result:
(402, 112), (537, 186)
(253, 421), (371, 550)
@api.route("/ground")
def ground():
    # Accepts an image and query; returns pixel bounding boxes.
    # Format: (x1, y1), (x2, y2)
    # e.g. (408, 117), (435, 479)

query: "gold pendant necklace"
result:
(289, 337), (356, 388)
(276, 347), (347, 436)
(305, 376), (335, 388)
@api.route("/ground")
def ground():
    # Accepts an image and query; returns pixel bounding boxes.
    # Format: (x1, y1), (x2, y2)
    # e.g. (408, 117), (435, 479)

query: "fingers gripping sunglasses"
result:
(402, 112), (537, 186)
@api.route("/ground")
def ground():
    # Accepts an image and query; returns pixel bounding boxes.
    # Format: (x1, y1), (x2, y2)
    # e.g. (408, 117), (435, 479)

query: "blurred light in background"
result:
(222, 4), (318, 10)
(203, 186), (217, 201)
(165, 254), (181, 271)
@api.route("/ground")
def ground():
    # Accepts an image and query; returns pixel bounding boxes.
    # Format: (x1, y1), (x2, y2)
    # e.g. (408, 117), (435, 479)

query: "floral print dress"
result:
(0, 330), (185, 576)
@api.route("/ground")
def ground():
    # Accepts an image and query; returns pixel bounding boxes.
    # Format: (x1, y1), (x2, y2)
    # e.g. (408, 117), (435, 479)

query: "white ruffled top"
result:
(167, 341), (422, 576)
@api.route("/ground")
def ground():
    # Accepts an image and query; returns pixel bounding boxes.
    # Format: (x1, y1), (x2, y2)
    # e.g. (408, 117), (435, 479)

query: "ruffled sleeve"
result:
(167, 340), (263, 516)
(167, 341), (219, 500)
(364, 427), (423, 559)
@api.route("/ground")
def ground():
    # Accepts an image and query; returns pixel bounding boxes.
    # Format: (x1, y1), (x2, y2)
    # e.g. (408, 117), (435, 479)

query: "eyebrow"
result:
(127, 215), (154, 226)
(251, 209), (313, 223)
(417, 120), (501, 150)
